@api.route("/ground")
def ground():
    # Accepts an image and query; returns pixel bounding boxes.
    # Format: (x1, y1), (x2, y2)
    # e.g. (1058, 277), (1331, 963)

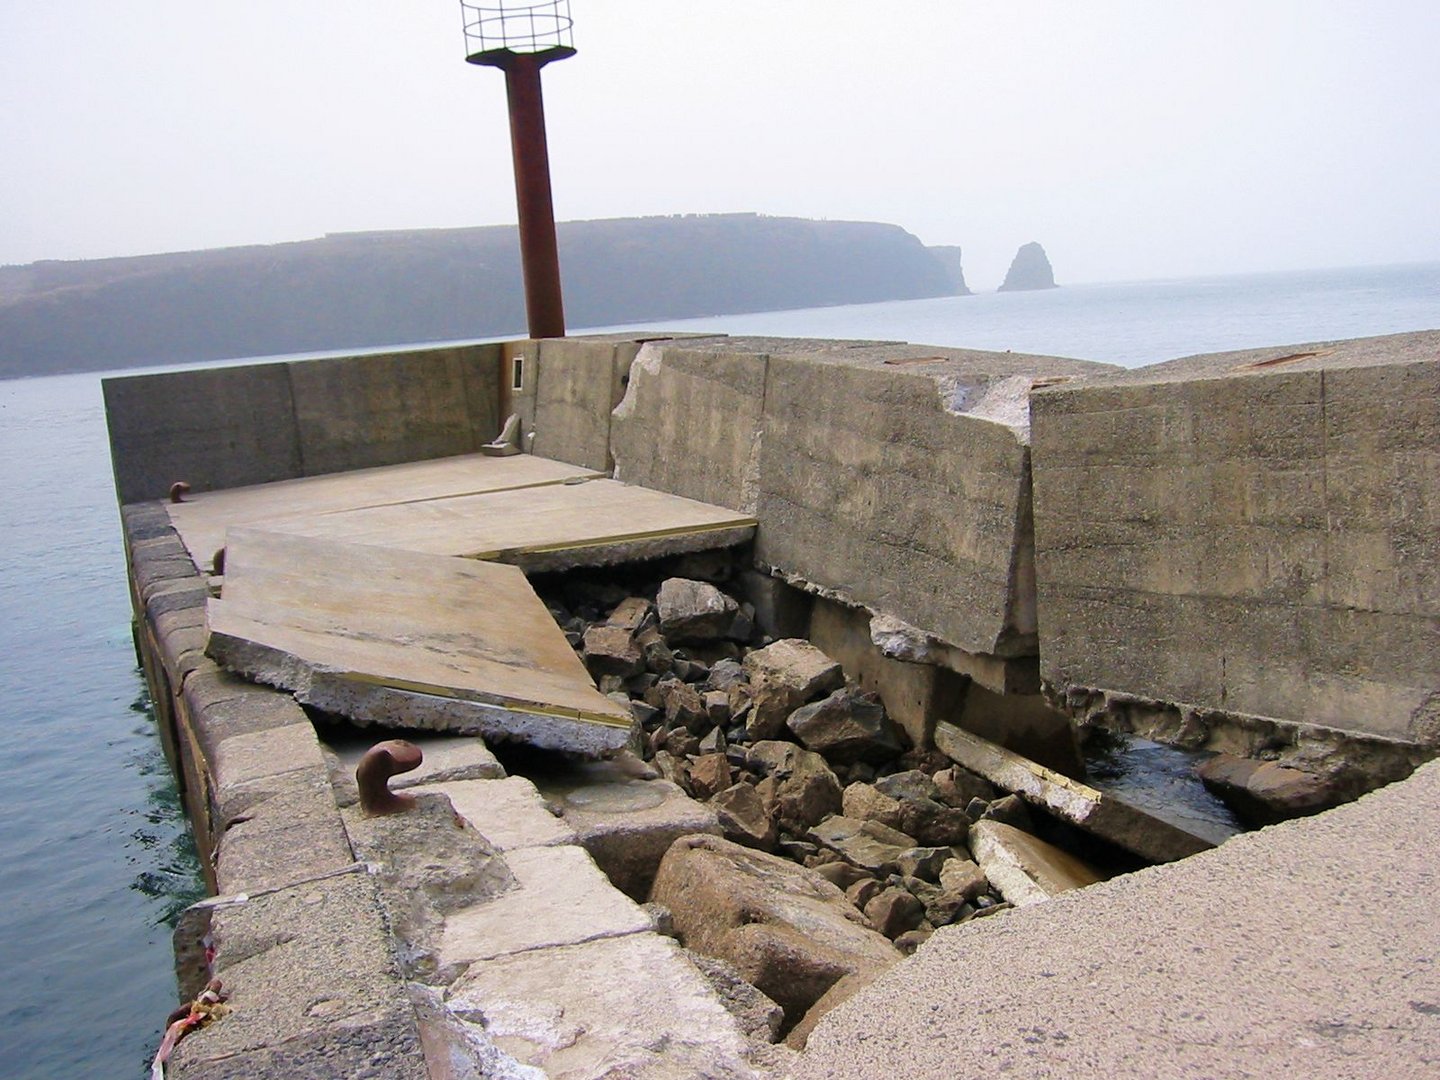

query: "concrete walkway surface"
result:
(791, 759), (1440, 1079)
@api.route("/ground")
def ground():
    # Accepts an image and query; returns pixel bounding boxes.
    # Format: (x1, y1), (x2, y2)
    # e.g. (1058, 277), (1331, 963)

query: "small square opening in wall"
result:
(511, 356), (526, 392)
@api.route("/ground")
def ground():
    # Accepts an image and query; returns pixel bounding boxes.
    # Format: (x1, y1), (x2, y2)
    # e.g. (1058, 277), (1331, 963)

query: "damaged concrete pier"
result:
(106, 329), (1439, 1077)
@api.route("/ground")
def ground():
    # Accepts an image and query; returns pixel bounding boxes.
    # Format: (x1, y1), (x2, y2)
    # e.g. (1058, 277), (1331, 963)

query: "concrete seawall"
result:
(105, 327), (1439, 1077)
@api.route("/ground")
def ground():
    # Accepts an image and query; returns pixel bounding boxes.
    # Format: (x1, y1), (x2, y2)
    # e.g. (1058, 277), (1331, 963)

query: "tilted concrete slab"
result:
(790, 759), (1440, 1080)
(207, 529), (634, 755)
(934, 721), (1213, 862)
(1031, 330), (1440, 760)
(253, 476), (757, 571)
(968, 820), (1106, 907)
(166, 451), (601, 569)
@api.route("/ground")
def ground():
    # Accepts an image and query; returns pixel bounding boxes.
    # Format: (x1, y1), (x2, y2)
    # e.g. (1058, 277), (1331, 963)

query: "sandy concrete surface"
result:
(792, 759), (1440, 1079)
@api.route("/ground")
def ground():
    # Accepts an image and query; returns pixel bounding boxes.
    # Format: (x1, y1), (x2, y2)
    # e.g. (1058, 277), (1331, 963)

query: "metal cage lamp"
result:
(459, 2), (575, 340)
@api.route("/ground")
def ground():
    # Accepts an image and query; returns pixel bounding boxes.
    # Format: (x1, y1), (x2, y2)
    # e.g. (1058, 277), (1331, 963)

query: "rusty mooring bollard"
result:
(357, 739), (423, 816)
(169, 481), (190, 503)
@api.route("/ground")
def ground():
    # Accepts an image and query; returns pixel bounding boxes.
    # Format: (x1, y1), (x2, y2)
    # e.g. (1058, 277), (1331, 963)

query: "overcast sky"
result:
(3, 2), (1437, 287)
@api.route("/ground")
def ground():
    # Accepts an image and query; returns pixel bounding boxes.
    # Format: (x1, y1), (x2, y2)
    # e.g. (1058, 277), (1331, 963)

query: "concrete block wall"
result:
(608, 335), (1118, 664)
(103, 343), (503, 503)
(1031, 330), (1440, 765)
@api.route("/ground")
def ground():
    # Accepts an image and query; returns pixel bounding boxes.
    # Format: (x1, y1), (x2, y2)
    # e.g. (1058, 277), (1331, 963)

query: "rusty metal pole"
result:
(494, 51), (566, 339)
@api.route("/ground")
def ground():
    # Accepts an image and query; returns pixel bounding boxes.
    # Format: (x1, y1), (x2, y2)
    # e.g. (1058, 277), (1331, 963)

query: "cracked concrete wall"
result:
(103, 343), (502, 503)
(610, 336), (1118, 661)
(1031, 330), (1440, 748)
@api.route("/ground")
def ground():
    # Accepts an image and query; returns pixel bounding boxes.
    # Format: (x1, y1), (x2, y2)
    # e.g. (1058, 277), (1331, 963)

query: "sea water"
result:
(0, 261), (1435, 1077)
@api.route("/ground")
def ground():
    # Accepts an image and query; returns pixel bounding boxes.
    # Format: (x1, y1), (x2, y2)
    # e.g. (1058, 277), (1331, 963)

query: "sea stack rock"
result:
(998, 242), (1057, 291)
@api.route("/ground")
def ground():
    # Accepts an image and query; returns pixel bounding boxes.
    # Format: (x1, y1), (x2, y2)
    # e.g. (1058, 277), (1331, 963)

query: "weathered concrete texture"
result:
(612, 341), (769, 513)
(421, 776), (578, 852)
(790, 758), (1440, 1080)
(1031, 330), (1440, 760)
(169, 873), (429, 1080)
(528, 337), (646, 472)
(534, 762), (722, 900)
(438, 844), (654, 971)
(610, 337), (1117, 663)
(104, 343), (502, 504)
(807, 597), (967, 750)
(445, 932), (765, 1079)
(215, 766), (355, 896)
(935, 721), (1213, 862)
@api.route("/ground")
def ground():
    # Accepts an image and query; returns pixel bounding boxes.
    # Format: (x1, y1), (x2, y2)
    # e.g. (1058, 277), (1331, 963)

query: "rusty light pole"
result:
(460, 1), (574, 339)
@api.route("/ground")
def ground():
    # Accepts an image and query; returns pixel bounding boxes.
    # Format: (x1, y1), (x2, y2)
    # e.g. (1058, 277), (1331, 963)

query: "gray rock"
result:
(704, 658), (749, 694)
(712, 782), (779, 851)
(813, 861), (872, 891)
(808, 815), (918, 875)
(934, 765), (997, 808)
(841, 781), (906, 831)
(938, 857), (989, 901)
(998, 240), (1058, 291)
(864, 886), (926, 939)
(894, 846), (953, 883)
(845, 877), (884, 910)
(685, 950), (786, 1044)
(742, 639), (845, 740)
(1197, 753), (1345, 826)
(874, 769), (942, 803)
(787, 687), (903, 764)
(752, 743), (844, 833)
(688, 753), (733, 800)
(983, 793), (1034, 831)
(664, 680), (709, 733)
(658, 577), (739, 642)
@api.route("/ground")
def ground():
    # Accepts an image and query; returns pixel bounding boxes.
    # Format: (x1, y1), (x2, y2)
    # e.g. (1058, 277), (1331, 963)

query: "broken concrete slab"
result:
(207, 529), (634, 756)
(438, 844), (653, 972)
(935, 721), (1214, 863)
(168, 872), (429, 1080)
(166, 451), (601, 568)
(533, 761), (722, 900)
(253, 477), (757, 572)
(652, 835), (900, 1024)
(444, 931), (765, 1079)
(969, 820), (1105, 907)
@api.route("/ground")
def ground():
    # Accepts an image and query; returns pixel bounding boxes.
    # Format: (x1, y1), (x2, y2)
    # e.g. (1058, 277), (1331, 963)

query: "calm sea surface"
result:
(0, 261), (1435, 1077)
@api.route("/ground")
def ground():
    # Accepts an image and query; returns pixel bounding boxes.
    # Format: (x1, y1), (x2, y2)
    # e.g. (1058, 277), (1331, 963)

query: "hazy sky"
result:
(3, 2), (1438, 287)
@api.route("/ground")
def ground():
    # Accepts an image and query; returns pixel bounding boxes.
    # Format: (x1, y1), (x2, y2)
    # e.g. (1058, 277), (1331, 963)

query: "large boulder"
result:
(1196, 754), (1345, 826)
(742, 639), (845, 740)
(650, 834), (900, 1023)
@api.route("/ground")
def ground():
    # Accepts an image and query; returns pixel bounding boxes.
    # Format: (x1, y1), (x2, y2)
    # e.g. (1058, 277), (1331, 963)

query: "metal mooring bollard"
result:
(169, 481), (190, 503)
(357, 739), (424, 815)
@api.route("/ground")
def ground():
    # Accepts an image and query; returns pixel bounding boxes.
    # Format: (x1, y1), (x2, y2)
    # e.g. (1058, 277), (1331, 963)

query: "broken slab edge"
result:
(1050, 680), (1435, 799)
(207, 630), (636, 758)
(935, 721), (1213, 863)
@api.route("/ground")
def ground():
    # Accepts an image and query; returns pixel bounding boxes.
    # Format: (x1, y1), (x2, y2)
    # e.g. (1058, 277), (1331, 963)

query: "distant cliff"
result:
(925, 245), (972, 296)
(998, 242), (1057, 292)
(0, 214), (955, 379)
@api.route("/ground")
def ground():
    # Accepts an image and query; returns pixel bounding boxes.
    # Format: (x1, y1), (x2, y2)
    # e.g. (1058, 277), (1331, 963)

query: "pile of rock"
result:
(542, 568), (1055, 954)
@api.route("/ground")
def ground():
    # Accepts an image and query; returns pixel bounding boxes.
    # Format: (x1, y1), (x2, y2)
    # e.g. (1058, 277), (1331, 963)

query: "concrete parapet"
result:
(1031, 330), (1440, 772)
(103, 343), (502, 503)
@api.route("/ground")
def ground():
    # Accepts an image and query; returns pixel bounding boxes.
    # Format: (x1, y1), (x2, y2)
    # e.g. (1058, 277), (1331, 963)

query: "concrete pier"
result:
(106, 327), (1439, 1077)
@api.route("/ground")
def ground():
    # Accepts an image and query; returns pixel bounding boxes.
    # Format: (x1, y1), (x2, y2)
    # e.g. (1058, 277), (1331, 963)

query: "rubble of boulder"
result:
(532, 555), (1115, 1043)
